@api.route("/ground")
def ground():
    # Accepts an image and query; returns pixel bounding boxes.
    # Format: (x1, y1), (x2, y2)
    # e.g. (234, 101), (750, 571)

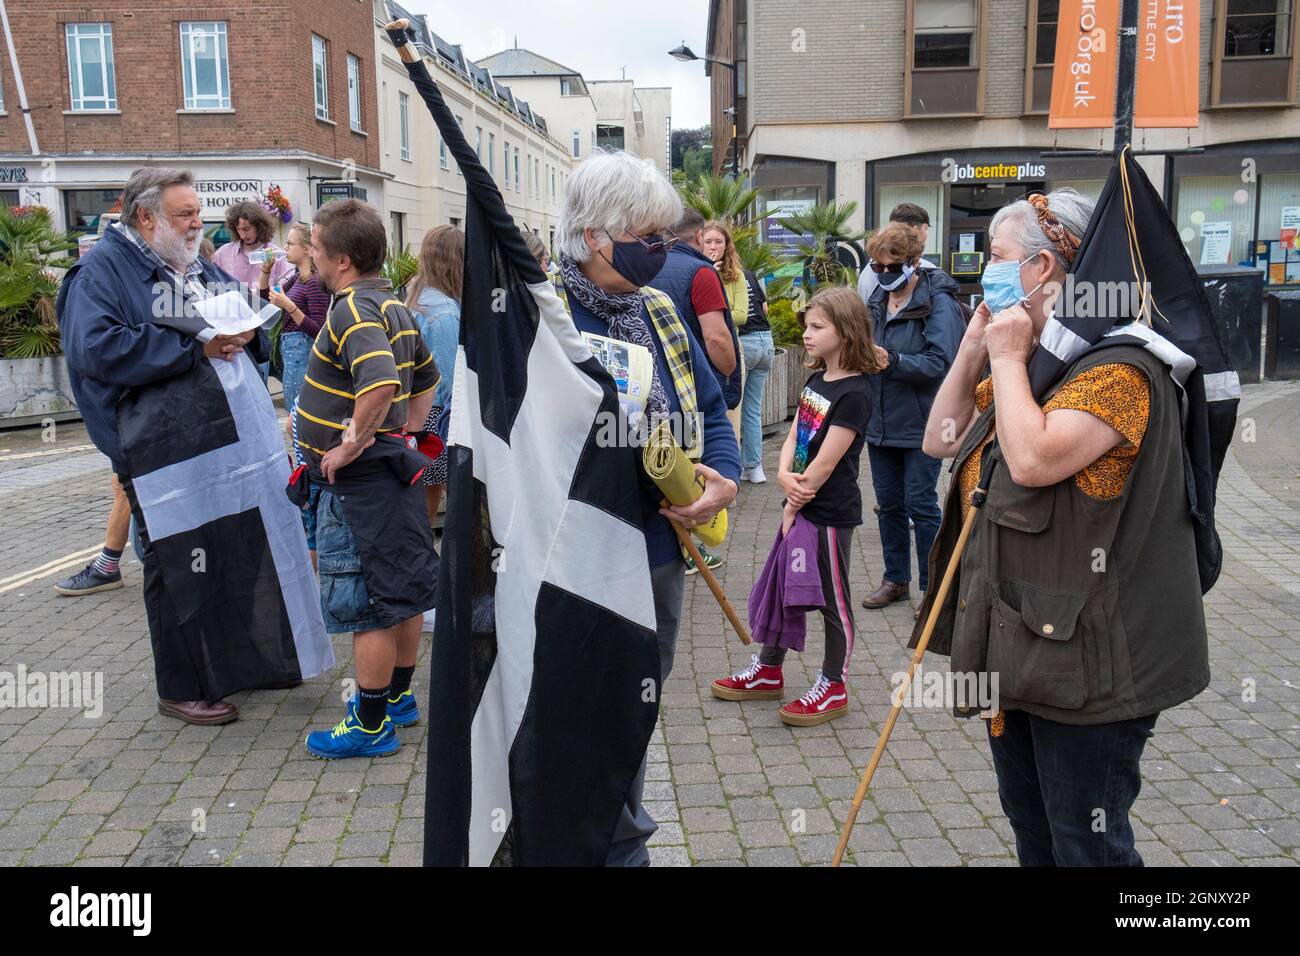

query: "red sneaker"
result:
(779, 673), (848, 726)
(711, 655), (784, 701)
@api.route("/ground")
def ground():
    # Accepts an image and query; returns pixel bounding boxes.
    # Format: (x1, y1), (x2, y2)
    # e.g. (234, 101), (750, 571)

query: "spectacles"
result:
(617, 229), (679, 254)
(869, 261), (906, 273)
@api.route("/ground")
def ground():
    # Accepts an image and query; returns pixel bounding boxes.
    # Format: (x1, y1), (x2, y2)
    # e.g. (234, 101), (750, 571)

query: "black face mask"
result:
(604, 239), (668, 288)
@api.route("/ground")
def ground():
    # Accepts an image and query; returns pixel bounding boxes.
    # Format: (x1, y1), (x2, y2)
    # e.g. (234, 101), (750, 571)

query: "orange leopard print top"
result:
(956, 363), (1151, 522)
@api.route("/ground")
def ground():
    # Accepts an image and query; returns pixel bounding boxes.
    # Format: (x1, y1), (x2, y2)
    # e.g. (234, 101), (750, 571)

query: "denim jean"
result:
(739, 331), (774, 469)
(279, 331), (312, 418)
(988, 709), (1160, 866)
(866, 444), (943, 591)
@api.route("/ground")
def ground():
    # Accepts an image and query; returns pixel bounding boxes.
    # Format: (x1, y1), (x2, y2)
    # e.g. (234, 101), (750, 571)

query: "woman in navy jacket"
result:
(860, 222), (964, 612)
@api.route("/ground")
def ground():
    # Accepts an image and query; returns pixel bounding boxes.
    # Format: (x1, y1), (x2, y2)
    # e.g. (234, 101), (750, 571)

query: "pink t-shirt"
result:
(211, 240), (294, 290)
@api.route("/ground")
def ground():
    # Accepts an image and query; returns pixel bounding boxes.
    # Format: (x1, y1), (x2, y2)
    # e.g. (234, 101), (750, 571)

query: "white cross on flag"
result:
(117, 351), (333, 698)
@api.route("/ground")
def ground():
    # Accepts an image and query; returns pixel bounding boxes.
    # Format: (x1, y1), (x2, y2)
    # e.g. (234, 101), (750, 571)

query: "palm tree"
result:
(779, 200), (869, 292)
(678, 173), (797, 296)
(679, 173), (763, 227)
(0, 206), (77, 358)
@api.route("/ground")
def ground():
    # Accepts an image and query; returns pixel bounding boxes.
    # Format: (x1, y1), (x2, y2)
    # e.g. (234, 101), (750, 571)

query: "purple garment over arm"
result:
(747, 512), (824, 651)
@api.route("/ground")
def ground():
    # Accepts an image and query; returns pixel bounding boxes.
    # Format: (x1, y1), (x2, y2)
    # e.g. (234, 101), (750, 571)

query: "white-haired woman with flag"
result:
(918, 188), (1209, 866)
(555, 149), (741, 865)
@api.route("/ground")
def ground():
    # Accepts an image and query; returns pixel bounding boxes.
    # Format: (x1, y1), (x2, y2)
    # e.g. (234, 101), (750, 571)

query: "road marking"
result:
(0, 443), (98, 463)
(0, 545), (103, 593)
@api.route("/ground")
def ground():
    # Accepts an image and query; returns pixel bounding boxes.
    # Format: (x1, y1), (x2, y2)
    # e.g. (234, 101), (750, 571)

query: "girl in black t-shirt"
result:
(712, 287), (883, 726)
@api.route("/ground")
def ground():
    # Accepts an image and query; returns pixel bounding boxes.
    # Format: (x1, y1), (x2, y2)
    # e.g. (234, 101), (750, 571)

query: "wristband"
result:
(385, 23), (417, 48)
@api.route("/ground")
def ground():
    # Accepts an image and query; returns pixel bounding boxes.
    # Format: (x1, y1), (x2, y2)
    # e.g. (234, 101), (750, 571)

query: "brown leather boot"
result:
(157, 699), (239, 725)
(861, 578), (910, 610)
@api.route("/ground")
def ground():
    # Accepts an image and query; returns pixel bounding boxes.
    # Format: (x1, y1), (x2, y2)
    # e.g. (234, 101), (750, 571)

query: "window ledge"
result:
(63, 109), (120, 115)
(316, 115), (336, 127)
(1204, 101), (1296, 111)
(903, 112), (986, 120)
(349, 126), (368, 137)
(177, 108), (235, 114)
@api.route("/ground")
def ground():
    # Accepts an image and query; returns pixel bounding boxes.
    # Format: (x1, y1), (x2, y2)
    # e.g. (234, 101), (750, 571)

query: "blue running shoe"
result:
(345, 690), (420, 728)
(385, 689), (420, 727)
(305, 707), (400, 759)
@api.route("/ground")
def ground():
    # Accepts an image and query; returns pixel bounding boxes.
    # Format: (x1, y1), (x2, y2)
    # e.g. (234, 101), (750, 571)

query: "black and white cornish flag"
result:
(386, 26), (661, 865)
(116, 349), (333, 697)
(1029, 147), (1240, 593)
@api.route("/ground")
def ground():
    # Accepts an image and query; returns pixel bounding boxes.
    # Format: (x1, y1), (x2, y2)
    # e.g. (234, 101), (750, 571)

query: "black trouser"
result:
(988, 708), (1159, 866)
(758, 524), (856, 682)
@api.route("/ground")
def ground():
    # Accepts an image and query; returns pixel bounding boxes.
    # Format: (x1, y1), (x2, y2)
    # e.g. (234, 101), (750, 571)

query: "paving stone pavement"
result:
(0, 382), (1297, 867)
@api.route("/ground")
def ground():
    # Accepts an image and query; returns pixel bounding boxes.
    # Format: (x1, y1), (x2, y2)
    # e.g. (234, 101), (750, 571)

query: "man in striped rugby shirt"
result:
(296, 199), (441, 760)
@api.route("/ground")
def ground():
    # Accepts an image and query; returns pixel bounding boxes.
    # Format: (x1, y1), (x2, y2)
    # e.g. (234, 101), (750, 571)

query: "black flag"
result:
(383, 19), (661, 866)
(1029, 148), (1239, 593)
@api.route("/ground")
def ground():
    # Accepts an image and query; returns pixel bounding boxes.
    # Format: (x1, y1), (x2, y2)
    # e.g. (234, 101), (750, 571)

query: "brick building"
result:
(0, 0), (387, 245)
(707, 0), (1300, 297)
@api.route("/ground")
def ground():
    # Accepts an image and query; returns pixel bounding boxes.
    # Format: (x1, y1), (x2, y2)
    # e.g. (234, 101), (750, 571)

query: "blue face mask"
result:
(980, 256), (1041, 311)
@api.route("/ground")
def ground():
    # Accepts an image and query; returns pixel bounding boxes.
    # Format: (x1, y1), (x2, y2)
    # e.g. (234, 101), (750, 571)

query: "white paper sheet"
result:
(192, 290), (280, 336)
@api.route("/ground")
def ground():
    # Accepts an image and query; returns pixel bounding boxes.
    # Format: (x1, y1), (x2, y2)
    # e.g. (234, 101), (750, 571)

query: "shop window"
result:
(64, 188), (121, 239)
(907, 0), (984, 116)
(180, 22), (231, 110)
(1, 190), (20, 207)
(1213, 0), (1297, 105)
(757, 187), (820, 256)
(1257, 172), (1300, 276)
(66, 23), (117, 111)
(1025, 0), (1058, 114)
(878, 184), (945, 260)
(1175, 175), (1257, 265)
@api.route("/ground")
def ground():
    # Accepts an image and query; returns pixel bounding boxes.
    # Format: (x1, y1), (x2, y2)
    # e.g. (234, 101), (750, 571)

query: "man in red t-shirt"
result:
(652, 207), (739, 397)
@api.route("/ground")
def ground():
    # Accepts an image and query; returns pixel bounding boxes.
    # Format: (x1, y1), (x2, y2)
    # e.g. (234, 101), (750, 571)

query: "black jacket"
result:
(865, 268), (965, 448)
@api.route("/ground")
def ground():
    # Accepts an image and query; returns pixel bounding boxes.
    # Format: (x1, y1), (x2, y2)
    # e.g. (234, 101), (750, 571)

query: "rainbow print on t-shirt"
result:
(793, 384), (830, 473)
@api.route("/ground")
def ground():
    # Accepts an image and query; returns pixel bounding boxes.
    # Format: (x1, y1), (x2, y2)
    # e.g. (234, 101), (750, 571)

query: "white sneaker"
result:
(742, 466), (767, 484)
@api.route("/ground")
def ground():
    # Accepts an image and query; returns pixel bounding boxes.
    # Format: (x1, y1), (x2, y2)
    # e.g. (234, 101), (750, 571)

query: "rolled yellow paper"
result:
(642, 421), (728, 548)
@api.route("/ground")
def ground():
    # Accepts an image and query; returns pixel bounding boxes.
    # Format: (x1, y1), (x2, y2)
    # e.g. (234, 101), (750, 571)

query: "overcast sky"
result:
(404, 0), (714, 129)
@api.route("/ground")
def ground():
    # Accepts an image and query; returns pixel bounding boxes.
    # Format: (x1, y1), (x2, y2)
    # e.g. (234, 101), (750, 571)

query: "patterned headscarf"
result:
(1028, 193), (1082, 265)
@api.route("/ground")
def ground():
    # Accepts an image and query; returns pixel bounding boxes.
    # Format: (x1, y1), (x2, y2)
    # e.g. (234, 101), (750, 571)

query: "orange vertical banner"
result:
(1049, 0), (1122, 128)
(1134, 0), (1200, 127)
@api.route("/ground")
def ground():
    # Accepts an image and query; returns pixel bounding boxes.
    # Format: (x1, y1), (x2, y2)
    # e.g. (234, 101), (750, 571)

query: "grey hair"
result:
(988, 187), (1095, 271)
(122, 167), (194, 227)
(555, 150), (683, 262)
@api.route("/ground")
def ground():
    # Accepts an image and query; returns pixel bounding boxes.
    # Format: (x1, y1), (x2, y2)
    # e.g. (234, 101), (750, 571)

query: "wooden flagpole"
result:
(831, 483), (987, 867)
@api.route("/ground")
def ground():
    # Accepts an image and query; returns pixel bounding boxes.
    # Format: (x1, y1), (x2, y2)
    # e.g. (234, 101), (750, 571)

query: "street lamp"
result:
(669, 42), (740, 180)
